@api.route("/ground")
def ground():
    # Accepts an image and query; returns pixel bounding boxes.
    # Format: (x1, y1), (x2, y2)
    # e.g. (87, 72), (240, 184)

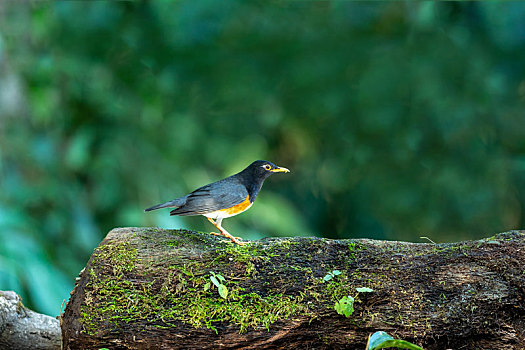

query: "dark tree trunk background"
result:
(62, 228), (525, 349)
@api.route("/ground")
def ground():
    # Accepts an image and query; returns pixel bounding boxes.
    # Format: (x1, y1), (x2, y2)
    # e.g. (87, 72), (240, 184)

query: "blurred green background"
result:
(1, 1), (525, 316)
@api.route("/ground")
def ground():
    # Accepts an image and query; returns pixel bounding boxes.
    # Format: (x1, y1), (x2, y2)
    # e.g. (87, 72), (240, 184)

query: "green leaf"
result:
(323, 274), (333, 282)
(375, 340), (424, 350)
(203, 282), (211, 291)
(334, 296), (354, 317)
(332, 270), (341, 276)
(356, 287), (374, 293)
(368, 331), (394, 349)
(216, 274), (226, 282)
(210, 275), (220, 288)
(367, 331), (424, 350)
(218, 284), (228, 299)
(485, 240), (501, 245)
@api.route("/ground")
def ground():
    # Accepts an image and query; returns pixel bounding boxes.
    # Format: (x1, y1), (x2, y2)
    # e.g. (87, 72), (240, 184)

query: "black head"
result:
(236, 160), (290, 200)
(240, 160), (290, 182)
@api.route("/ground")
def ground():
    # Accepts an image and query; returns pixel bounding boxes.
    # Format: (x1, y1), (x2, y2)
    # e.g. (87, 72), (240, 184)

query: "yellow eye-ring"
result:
(264, 164), (271, 170)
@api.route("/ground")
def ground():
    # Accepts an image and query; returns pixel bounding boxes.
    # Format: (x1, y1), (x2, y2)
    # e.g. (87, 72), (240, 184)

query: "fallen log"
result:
(0, 290), (61, 350)
(62, 228), (525, 349)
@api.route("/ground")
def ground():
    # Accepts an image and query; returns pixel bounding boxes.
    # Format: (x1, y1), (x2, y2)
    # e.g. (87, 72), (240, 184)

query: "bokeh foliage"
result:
(1, 1), (525, 315)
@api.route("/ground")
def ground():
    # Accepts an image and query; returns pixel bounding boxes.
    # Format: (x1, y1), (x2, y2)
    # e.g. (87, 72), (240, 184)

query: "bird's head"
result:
(243, 160), (290, 181)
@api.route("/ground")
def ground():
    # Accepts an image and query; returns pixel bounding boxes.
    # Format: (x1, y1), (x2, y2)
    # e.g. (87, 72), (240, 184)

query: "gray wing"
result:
(170, 178), (248, 216)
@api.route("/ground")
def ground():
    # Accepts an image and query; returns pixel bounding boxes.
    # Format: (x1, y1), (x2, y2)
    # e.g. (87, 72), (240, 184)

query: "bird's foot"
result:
(209, 231), (243, 240)
(209, 231), (245, 245)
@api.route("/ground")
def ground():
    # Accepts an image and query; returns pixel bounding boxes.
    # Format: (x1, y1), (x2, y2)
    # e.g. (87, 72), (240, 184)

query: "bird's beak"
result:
(271, 166), (290, 173)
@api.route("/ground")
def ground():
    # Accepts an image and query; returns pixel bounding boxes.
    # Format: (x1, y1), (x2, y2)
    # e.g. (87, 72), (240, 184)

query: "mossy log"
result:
(62, 228), (525, 350)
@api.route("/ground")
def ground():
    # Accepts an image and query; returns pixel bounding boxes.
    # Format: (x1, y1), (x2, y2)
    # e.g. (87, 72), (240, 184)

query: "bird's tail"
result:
(144, 196), (187, 212)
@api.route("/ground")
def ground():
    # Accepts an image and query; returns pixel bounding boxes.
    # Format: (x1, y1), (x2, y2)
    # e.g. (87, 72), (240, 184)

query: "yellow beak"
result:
(271, 166), (290, 173)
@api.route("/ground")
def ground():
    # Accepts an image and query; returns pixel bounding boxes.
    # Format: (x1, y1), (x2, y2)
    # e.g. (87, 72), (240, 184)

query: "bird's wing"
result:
(170, 179), (248, 216)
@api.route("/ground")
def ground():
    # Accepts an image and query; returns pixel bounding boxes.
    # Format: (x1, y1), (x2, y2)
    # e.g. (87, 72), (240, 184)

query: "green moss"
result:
(91, 241), (137, 274)
(80, 252), (312, 334)
(321, 270), (374, 306)
(209, 243), (265, 276)
(80, 241), (140, 334)
(77, 229), (408, 336)
(347, 242), (358, 260)
(79, 233), (320, 334)
(288, 265), (313, 273)
(160, 283), (309, 333)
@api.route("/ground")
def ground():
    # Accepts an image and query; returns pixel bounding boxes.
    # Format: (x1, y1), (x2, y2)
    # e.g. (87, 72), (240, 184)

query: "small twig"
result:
(419, 236), (437, 245)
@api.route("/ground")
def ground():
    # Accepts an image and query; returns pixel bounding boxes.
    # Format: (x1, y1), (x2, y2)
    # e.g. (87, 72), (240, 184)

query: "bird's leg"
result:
(214, 218), (243, 240)
(206, 217), (245, 245)
(207, 217), (224, 237)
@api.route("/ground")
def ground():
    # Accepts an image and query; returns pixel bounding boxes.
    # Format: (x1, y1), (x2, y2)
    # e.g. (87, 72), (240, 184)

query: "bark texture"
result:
(0, 290), (61, 350)
(62, 227), (525, 349)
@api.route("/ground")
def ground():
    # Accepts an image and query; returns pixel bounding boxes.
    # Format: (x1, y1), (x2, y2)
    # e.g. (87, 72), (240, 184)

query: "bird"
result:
(144, 160), (290, 245)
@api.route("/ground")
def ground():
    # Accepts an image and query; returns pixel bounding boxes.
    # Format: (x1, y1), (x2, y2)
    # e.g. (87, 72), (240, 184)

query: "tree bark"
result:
(0, 290), (61, 350)
(62, 227), (525, 349)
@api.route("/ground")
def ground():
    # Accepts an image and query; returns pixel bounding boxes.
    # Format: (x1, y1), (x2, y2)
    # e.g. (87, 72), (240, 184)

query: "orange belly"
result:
(221, 195), (252, 216)
(203, 195), (253, 220)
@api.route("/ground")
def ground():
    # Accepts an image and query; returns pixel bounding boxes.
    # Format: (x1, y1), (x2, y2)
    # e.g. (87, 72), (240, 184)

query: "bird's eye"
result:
(264, 164), (271, 170)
